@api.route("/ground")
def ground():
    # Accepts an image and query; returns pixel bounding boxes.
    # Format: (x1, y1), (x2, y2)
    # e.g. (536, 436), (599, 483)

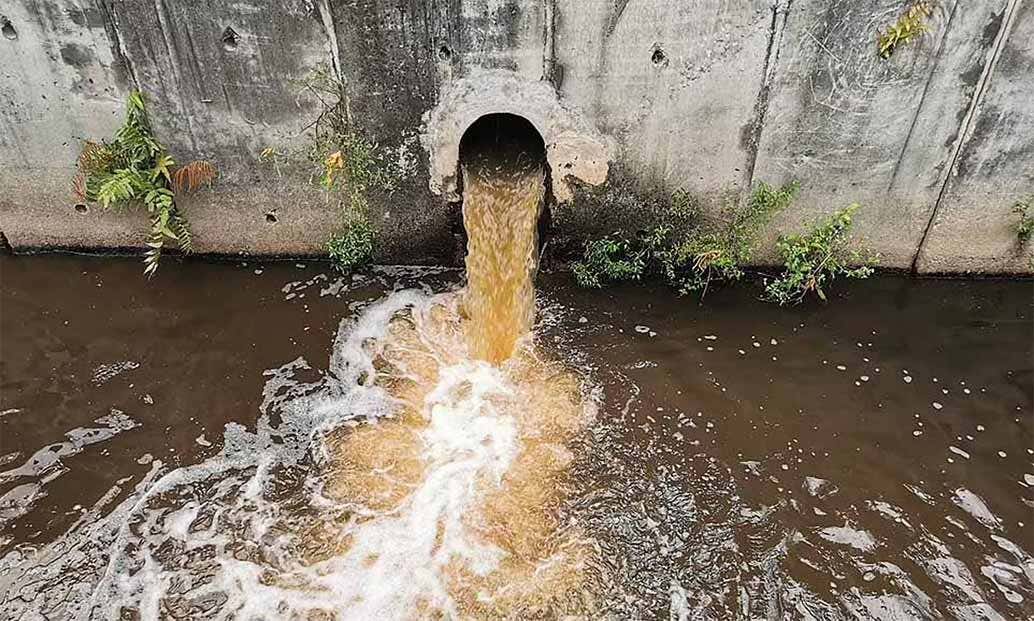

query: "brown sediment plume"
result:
(461, 160), (545, 364)
(321, 141), (597, 617)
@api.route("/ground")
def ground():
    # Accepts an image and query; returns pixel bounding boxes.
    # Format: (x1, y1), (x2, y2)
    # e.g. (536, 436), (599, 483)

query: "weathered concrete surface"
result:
(0, 0), (126, 249)
(1, 0), (1032, 274)
(917, 0), (1033, 274)
(422, 69), (613, 202)
(554, 0), (772, 193)
(752, 0), (1017, 270)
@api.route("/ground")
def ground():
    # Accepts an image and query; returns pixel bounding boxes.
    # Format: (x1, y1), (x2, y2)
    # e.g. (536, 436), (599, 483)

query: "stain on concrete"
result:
(59, 42), (92, 68)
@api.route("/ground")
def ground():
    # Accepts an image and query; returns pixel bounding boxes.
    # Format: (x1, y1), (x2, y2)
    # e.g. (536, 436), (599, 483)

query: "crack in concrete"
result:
(100, 0), (141, 90)
(541, 0), (558, 86)
(910, 0), (1022, 273)
(743, 0), (793, 192)
(316, 0), (351, 124)
(887, 0), (960, 192)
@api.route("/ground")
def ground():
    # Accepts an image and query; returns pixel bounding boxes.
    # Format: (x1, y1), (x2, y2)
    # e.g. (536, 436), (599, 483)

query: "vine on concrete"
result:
(293, 64), (398, 272)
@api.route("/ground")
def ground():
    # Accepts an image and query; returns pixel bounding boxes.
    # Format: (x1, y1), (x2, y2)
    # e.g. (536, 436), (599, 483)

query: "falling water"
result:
(460, 150), (545, 363)
(0, 120), (604, 618)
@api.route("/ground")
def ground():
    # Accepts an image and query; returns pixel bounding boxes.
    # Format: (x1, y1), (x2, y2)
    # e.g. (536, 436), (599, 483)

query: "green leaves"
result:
(572, 233), (650, 289)
(1014, 198), (1034, 243)
(72, 90), (215, 278)
(151, 154), (175, 183)
(327, 218), (375, 272)
(572, 181), (799, 298)
(763, 204), (878, 306)
(878, 1), (934, 59)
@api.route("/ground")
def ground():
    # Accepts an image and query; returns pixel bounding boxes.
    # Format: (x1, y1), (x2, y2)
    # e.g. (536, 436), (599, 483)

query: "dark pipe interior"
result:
(456, 113), (554, 260)
(459, 113), (546, 173)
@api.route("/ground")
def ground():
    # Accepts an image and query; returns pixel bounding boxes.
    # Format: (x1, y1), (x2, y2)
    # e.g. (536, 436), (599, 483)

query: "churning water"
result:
(1, 160), (1032, 616)
(1, 135), (607, 617)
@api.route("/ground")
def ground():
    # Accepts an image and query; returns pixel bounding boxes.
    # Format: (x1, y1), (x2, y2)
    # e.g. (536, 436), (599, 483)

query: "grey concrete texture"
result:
(1, 0), (1031, 274)
(917, 0), (1034, 273)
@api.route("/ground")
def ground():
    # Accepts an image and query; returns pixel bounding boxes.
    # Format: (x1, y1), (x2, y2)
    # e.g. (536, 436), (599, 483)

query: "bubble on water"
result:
(932, 402), (943, 410)
(949, 446), (970, 460)
(634, 325), (650, 334)
(91, 360), (140, 385)
(982, 564), (1025, 604)
(836, 365), (847, 371)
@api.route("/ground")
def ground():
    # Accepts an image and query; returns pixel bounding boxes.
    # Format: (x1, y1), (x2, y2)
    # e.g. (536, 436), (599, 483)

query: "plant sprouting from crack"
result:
(296, 64), (397, 271)
(72, 90), (216, 277)
(673, 181), (798, 296)
(878, 1), (934, 59)
(763, 204), (878, 306)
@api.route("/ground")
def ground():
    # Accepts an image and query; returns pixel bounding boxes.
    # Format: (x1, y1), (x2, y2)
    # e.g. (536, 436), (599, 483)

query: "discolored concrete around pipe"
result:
(421, 70), (614, 204)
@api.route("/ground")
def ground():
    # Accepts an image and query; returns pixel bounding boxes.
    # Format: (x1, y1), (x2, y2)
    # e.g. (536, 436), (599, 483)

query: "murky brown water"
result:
(1, 254), (1032, 619)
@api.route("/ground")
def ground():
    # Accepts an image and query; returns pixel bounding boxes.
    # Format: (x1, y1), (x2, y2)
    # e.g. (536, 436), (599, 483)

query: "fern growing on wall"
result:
(72, 91), (216, 277)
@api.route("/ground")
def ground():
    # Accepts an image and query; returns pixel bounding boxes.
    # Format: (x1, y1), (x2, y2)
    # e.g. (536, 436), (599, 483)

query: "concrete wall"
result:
(0, 0), (1031, 273)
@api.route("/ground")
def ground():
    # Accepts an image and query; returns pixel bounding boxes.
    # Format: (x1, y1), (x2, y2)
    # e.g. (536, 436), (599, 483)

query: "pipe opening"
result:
(456, 113), (553, 259)
(458, 113), (546, 177)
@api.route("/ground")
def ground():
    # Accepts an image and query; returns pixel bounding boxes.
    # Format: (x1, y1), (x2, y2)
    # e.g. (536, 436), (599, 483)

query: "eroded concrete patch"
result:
(421, 69), (614, 202)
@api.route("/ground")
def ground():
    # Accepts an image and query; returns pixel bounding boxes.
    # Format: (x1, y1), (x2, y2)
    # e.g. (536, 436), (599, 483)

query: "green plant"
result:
(878, 1), (934, 59)
(297, 64), (396, 269)
(571, 181), (798, 297)
(673, 181), (798, 296)
(73, 91), (215, 276)
(763, 204), (877, 306)
(572, 233), (650, 288)
(327, 217), (375, 271)
(1014, 197), (1034, 243)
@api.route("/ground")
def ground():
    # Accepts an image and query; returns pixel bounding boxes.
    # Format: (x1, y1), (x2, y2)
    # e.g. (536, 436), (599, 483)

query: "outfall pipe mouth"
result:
(458, 113), (547, 179)
(421, 70), (613, 204)
(456, 113), (554, 253)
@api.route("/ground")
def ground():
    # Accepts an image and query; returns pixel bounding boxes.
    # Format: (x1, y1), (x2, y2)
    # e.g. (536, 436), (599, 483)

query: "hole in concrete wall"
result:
(438, 45), (452, 61)
(2, 18), (16, 40)
(222, 27), (239, 51)
(265, 211), (278, 224)
(458, 113), (552, 252)
(651, 47), (666, 66)
(74, 203), (89, 214)
(459, 113), (546, 172)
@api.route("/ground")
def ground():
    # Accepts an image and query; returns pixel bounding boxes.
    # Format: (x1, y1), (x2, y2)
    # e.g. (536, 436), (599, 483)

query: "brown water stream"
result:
(1, 254), (1032, 619)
